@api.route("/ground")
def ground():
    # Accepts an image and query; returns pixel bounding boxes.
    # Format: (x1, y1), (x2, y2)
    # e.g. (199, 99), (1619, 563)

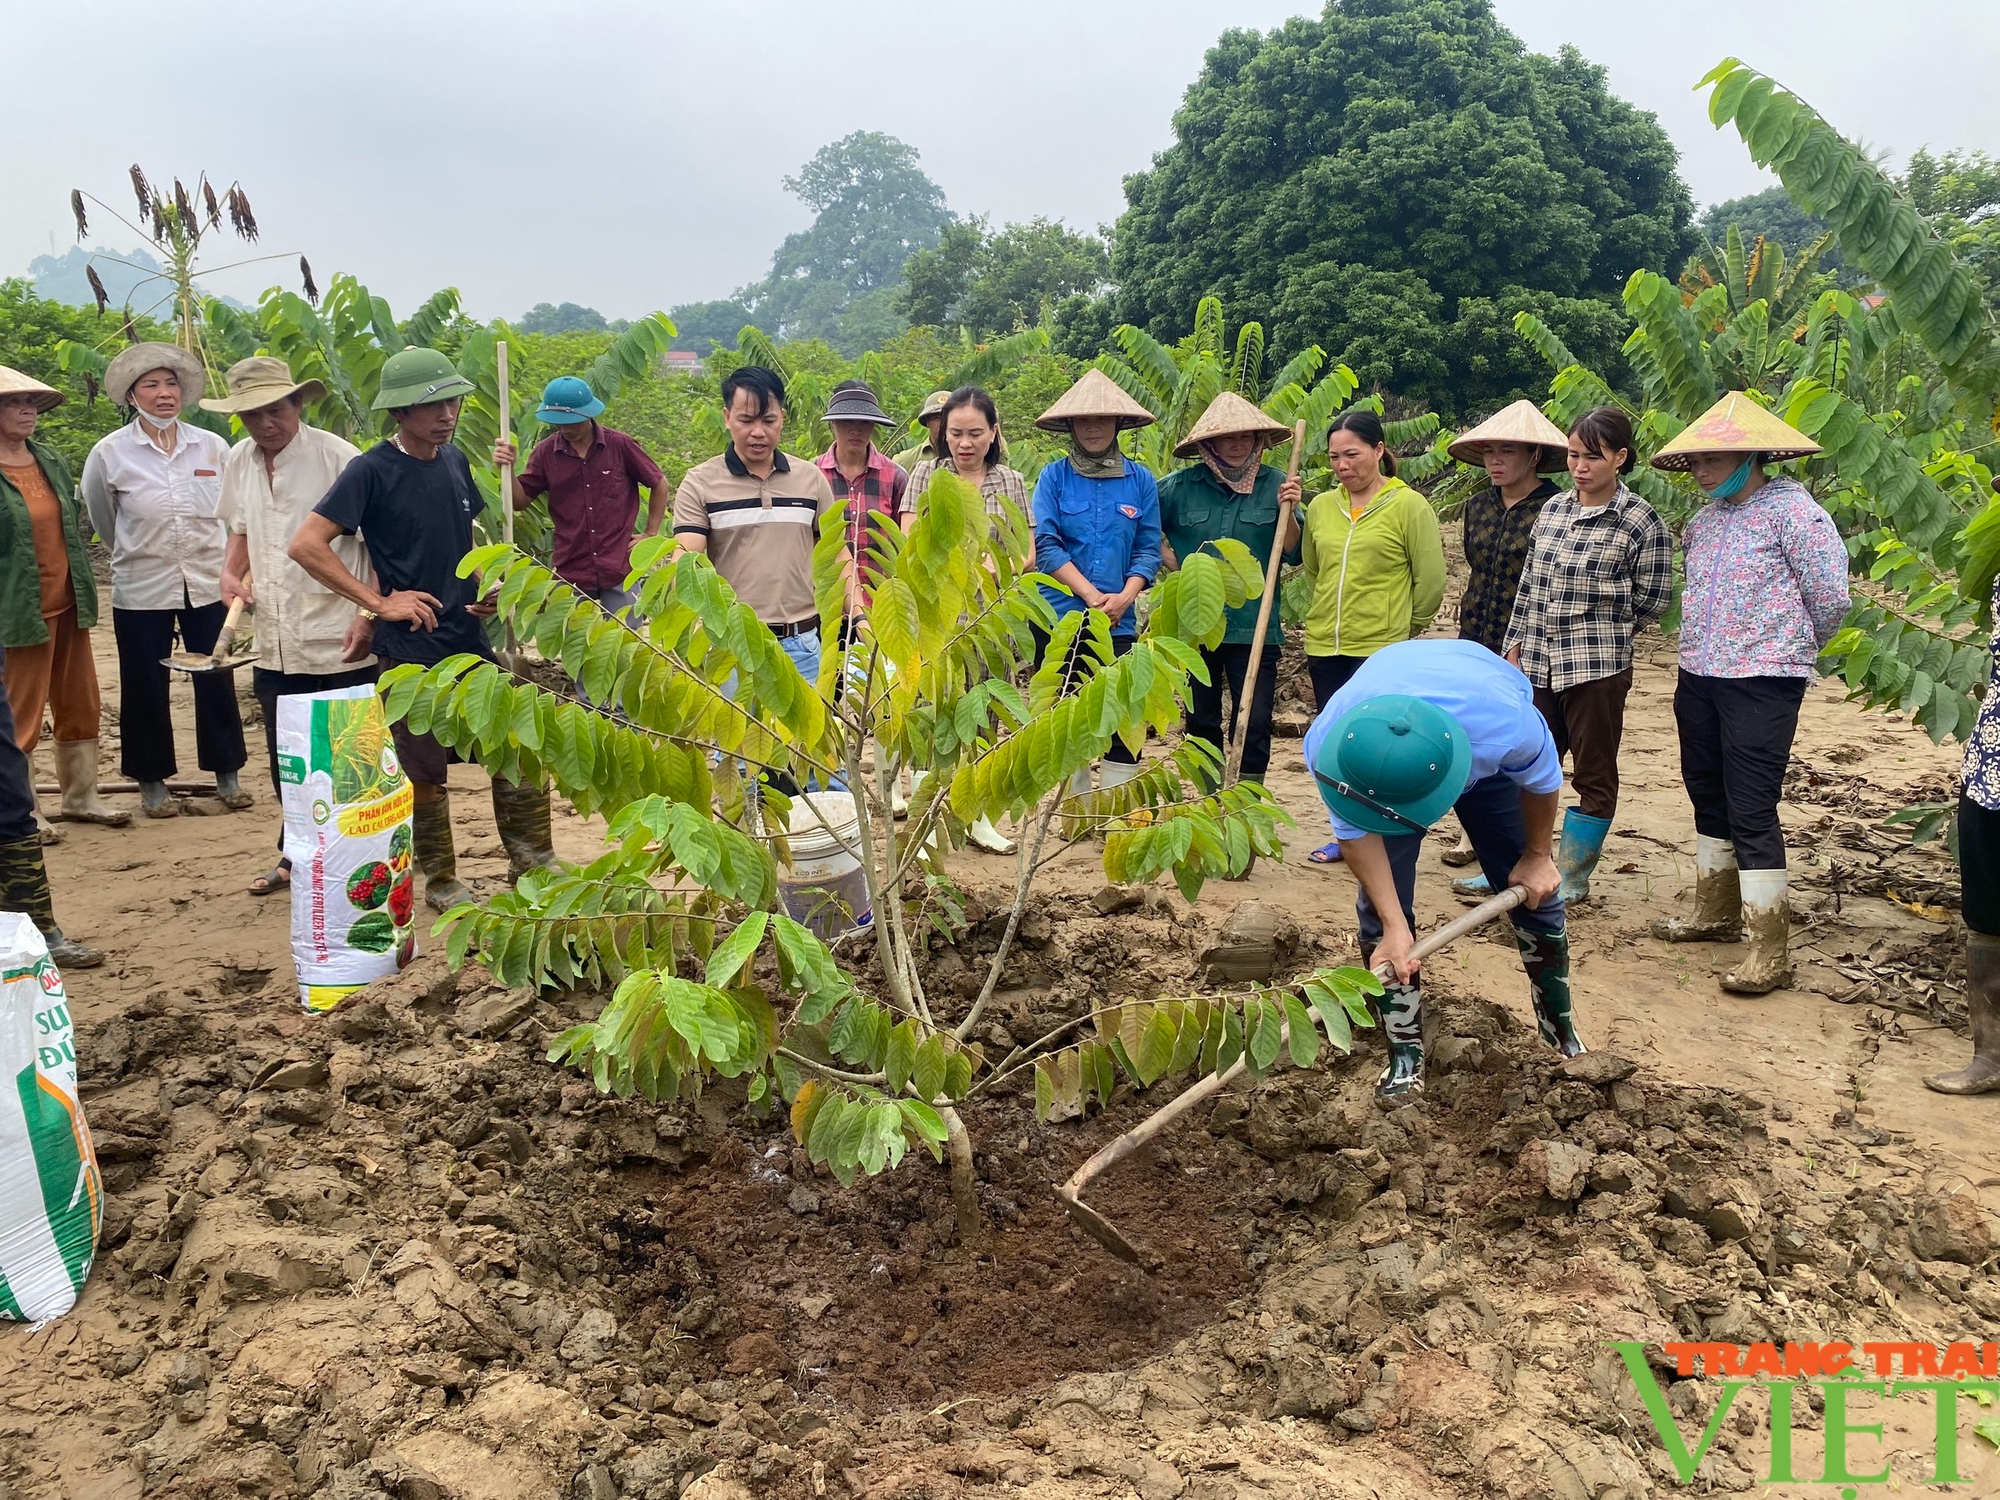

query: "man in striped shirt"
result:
(671, 366), (838, 682)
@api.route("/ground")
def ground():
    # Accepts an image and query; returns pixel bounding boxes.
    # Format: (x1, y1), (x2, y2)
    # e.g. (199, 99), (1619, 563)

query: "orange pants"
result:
(6, 607), (101, 752)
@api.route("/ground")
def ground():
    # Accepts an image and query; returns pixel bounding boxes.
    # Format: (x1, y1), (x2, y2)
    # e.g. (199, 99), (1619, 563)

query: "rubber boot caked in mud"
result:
(0, 835), (102, 968)
(1721, 868), (1793, 995)
(1927, 932), (2000, 1095)
(1450, 871), (1492, 901)
(413, 789), (469, 914)
(1650, 833), (1743, 942)
(1439, 827), (1478, 868)
(491, 779), (557, 882)
(1514, 924), (1584, 1058)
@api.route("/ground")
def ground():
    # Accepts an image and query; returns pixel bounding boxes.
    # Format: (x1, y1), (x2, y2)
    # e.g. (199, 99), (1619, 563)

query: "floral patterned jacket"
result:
(1964, 582), (2000, 812)
(1678, 475), (1850, 679)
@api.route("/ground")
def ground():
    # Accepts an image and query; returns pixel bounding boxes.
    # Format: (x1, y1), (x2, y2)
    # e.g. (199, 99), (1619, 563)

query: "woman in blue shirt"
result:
(1031, 370), (1162, 818)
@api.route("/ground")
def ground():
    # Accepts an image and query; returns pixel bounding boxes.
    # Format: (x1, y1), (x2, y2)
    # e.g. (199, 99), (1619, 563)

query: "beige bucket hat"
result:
(1447, 399), (1569, 472)
(0, 366), (66, 413)
(1651, 391), (1822, 471)
(199, 355), (327, 415)
(1036, 368), (1156, 433)
(1173, 390), (1292, 459)
(103, 341), (208, 408)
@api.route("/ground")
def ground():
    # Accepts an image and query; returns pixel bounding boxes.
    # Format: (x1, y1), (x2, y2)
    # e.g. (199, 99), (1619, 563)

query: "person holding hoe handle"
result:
(1156, 392), (1302, 792)
(1305, 637), (1579, 1104)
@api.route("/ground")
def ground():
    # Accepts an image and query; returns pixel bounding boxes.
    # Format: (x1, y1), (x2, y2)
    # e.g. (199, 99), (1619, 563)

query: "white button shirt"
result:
(216, 424), (374, 676)
(81, 419), (234, 611)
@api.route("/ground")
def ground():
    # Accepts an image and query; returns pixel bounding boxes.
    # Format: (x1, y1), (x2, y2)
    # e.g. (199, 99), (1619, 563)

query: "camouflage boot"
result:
(491, 779), (557, 882)
(0, 836), (102, 969)
(1359, 942), (1424, 1105)
(1514, 924), (1584, 1058)
(412, 790), (468, 914)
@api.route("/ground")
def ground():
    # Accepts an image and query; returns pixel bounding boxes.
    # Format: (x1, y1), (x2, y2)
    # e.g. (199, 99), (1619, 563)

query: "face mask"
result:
(136, 408), (177, 434)
(1707, 456), (1757, 500)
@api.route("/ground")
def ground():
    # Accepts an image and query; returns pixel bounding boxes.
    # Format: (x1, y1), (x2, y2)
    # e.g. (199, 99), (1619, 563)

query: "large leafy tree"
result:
(897, 217), (1110, 338)
(1110, 0), (1695, 418)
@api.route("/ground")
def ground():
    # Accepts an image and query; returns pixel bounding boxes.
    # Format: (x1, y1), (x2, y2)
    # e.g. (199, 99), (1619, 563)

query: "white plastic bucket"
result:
(778, 792), (872, 942)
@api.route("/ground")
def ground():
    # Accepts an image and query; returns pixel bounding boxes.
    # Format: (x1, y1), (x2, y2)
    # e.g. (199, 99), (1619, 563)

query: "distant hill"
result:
(28, 245), (246, 312)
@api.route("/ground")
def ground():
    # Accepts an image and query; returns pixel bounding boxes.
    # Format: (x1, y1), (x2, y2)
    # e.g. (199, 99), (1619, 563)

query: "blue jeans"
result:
(1355, 772), (1565, 949)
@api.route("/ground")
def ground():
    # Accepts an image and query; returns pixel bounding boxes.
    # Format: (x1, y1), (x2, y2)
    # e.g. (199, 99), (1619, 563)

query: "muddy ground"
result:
(6, 605), (2000, 1499)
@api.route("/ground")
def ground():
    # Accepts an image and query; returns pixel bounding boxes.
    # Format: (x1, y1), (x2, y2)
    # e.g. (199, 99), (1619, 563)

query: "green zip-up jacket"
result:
(1297, 475), (1445, 657)
(0, 439), (97, 647)
(1157, 462), (1303, 646)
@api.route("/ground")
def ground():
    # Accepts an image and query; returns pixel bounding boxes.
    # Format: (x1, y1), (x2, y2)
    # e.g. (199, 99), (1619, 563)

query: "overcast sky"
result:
(5, 1), (1995, 322)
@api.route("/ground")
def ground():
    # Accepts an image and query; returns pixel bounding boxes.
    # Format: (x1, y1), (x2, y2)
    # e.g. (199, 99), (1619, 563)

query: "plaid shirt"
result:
(1504, 484), (1674, 693)
(1458, 480), (1558, 652)
(902, 458), (1030, 530)
(817, 445), (908, 607)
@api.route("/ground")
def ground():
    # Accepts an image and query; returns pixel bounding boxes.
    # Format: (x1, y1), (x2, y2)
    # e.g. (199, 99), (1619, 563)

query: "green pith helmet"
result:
(1311, 695), (1472, 836)
(372, 347), (475, 411)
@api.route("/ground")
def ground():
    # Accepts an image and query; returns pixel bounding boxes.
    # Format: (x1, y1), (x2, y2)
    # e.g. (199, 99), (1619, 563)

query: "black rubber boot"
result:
(491, 779), (556, 882)
(1514, 924), (1584, 1058)
(1360, 941), (1424, 1105)
(412, 790), (468, 914)
(0, 836), (102, 968)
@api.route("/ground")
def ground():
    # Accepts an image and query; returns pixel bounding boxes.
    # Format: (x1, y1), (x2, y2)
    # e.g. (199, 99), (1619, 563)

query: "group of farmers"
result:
(1, 343), (1993, 1109)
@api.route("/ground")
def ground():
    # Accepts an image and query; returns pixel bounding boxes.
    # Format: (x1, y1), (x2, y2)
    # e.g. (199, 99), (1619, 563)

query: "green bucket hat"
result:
(1311, 695), (1471, 836)
(372, 347), (475, 411)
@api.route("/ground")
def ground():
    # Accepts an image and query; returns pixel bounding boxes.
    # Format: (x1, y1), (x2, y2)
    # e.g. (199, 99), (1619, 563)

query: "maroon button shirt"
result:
(519, 423), (666, 591)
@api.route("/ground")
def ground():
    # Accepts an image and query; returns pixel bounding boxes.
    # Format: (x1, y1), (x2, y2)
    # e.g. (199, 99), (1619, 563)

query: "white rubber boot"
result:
(1060, 766), (1094, 841)
(1650, 834), (1742, 942)
(1722, 867), (1793, 995)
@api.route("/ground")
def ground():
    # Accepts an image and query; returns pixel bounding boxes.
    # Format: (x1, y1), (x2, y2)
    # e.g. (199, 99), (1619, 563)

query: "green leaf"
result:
(912, 1035), (947, 1103)
(1135, 1009), (1176, 1086)
(704, 911), (768, 988)
(1283, 995), (1320, 1069)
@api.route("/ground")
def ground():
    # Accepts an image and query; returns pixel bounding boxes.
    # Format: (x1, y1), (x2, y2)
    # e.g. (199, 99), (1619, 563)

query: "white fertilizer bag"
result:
(279, 685), (418, 1013)
(0, 912), (99, 1321)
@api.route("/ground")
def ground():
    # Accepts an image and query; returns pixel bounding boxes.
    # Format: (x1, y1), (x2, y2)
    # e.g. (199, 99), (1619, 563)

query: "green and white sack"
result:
(279, 685), (419, 1012)
(0, 912), (99, 1321)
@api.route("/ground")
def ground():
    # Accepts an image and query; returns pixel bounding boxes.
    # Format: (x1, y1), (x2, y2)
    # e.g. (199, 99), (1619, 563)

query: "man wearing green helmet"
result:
(1304, 637), (1577, 1103)
(290, 347), (557, 913)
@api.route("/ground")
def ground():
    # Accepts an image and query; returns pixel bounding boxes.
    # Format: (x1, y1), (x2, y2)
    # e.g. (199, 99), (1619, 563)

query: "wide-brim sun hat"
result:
(1312, 695), (1472, 837)
(372, 347), (475, 412)
(103, 342), (208, 409)
(1447, 398), (1570, 473)
(536, 374), (604, 425)
(1650, 391), (1822, 472)
(1173, 390), (1292, 459)
(825, 381), (893, 427)
(199, 355), (326, 415)
(1036, 368), (1156, 433)
(0, 365), (66, 414)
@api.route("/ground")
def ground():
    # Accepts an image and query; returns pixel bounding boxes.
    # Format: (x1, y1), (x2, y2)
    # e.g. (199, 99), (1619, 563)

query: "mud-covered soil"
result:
(8, 624), (2000, 1498)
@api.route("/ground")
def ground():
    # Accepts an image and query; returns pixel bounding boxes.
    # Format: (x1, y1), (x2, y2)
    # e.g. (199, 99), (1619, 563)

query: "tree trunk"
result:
(941, 1105), (980, 1245)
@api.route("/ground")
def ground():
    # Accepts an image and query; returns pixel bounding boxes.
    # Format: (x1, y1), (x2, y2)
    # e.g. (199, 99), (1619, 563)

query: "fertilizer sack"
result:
(0, 912), (100, 1321)
(280, 685), (418, 1012)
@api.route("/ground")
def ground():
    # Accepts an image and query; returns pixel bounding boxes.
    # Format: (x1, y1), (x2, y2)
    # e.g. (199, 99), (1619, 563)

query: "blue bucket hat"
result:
(537, 375), (604, 425)
(1311, 695), (1472, 836)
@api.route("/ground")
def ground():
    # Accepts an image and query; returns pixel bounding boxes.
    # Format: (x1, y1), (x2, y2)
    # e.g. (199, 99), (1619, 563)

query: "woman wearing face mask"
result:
(1297, 408), (1446, 863)
(1646, 393), (1846, 995)
(899, 386), (1029, 854)
(81, 344), (249, 818)
(1030, 370), (1162, 823)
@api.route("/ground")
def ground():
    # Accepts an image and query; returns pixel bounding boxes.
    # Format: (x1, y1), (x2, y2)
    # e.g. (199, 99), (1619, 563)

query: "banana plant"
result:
(377, 470), (1386, 1228)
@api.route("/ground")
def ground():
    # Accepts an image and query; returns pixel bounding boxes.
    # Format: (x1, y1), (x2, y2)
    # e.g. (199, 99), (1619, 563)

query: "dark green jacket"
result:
(1158, 462), (1301, 645)
(0, 440), (98, 646)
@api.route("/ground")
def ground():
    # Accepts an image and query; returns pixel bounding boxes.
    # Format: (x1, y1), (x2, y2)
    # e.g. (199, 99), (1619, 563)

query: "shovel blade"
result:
(161, 651), (259, 674)
(1055, 1186), (1161, 1271)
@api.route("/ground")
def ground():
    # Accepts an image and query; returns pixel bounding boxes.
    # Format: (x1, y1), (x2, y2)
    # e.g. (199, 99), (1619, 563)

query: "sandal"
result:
(249, 864), (291, 897)
(1308, 839), (1344, 864)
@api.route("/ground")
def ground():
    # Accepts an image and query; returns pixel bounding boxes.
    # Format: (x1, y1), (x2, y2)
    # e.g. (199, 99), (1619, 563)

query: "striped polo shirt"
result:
(671, 447), (837, 626)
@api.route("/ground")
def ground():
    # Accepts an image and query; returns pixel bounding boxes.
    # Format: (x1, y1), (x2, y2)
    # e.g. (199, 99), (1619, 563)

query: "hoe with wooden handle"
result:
(163, 580), (257, 674)
(1222, 419), (1307, 788)
(1057, 884), (1529, 1268)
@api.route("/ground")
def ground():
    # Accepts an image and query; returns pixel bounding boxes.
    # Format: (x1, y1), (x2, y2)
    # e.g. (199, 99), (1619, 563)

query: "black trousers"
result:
(112, 594), (247, 782)
(1533, 668), (1633, 821)
(1031, 622), (1138, 763)
(0, 648), (40, 845)
(1307, 653), (1368, 712)
(1960, 796), (2000, 937)
(1672, 671), (1807, 871)
(253, 665), (380, 851)
(1184, 641), (1279, 780)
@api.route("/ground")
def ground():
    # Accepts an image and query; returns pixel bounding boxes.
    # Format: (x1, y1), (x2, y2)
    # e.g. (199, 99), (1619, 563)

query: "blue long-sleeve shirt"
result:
(1032, 457), (1162, 638)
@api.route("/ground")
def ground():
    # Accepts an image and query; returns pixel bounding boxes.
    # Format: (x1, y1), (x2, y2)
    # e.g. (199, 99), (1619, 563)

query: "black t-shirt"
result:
(314, 440), (490, 665)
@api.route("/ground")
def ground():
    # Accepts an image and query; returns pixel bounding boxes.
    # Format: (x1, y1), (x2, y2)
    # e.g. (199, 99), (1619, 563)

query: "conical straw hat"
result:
(1036, 368), (1156, 432)
(1447, 398), (1568, 472)
(1650, 391), (1822, 471)
(1173, 390), (1293, 459)
(0, 365), (65, 414)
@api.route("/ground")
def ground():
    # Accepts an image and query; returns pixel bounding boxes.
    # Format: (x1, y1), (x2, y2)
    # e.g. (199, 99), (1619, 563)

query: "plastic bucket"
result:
(779, 792), (872, 942)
